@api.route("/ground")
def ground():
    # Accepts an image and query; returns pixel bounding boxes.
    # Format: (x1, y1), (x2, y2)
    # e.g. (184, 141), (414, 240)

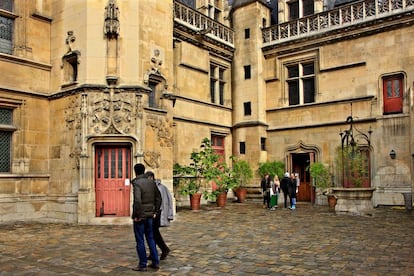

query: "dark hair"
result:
(134, 163), (145, 175)
(145, 171), (155, 179)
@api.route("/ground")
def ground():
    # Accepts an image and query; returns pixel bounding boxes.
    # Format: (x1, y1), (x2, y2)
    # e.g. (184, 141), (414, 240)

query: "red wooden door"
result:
(383, 76), (403, 114)
(95, 146), (131, 217)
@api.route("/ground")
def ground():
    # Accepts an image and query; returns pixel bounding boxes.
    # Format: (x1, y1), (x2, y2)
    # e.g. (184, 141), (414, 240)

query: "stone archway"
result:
(285, 141), (322, 202)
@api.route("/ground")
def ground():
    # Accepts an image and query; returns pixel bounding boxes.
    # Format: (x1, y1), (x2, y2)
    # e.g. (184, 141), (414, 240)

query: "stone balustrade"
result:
(262, 0), (414, 46)
(174, 1), (234, 46)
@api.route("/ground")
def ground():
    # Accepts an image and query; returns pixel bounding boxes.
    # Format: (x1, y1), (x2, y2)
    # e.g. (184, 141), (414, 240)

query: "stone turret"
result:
(231, 0), (271, 190)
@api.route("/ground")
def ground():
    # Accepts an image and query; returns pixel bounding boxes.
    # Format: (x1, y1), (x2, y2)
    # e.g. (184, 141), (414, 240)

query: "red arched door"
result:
(383, 75), (403, 114)
(95, 146), (131, 217)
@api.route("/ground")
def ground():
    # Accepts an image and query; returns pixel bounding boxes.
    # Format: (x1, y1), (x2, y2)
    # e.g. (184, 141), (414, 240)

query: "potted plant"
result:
(203, 161), (238, 207)
(173, 163), (203, 210)
(308, 162), (334, 208)
(173, 138), (220, 210)
(231, 157), (253, 203)
(257, 161), (285, 180)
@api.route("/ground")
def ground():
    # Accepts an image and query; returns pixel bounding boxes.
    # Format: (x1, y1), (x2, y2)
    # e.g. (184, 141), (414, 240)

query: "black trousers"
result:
(282, 189), (290, 208)
(153, 214), (169, 253)
(263, 191), (270, 208)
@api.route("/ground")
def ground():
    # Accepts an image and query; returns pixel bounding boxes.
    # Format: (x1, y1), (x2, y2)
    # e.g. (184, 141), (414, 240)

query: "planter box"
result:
(332, 187), (376, 216)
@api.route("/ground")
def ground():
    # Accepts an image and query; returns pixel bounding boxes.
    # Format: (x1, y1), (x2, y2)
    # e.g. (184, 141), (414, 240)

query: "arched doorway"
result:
(291, 153), (311, 201)
(286, 141), (321, 203)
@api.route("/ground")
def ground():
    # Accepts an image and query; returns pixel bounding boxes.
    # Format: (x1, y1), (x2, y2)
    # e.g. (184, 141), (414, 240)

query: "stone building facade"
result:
(0, 0), (412, 224)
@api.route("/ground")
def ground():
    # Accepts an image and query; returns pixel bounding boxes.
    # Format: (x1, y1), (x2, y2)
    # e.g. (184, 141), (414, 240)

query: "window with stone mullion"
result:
(210, 65), (217, 104)
(0, 108), (13, 173)
(0, 16), (13, 54)
(219, 68), (225, 105)
(0, 0), (13, 11)
(0, 0), (14, 55)
(286, 61), (315, 106)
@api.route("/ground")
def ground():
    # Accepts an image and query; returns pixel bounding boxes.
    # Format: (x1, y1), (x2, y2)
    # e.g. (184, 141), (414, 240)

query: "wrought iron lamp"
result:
(339, 112), (372, 187)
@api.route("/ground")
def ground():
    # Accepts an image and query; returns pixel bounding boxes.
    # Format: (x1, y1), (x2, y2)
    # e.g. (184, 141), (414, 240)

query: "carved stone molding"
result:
(104, 0), (120, 38)
(65, 95), (83, 169)
(65, 97), (81, 131)
(89, 90), (136, 134)
(144, 48), (168, 87)
(62, 31), (81, 85)
(144, 151), (160, 168)
(146, 115), (173, 147)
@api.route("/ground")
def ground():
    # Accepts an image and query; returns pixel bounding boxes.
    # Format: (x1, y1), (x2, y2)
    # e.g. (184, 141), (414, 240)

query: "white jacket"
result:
(156, 180), (174, 227)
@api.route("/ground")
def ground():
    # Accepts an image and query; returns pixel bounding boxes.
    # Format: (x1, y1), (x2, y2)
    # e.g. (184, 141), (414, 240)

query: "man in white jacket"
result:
(145, 171), (174, 260)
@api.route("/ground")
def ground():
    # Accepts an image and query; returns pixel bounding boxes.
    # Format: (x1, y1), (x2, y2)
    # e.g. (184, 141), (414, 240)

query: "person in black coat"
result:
(280, 172), (292, 208)
(260, 174), (271, 209)
(131, 163), (162, 271)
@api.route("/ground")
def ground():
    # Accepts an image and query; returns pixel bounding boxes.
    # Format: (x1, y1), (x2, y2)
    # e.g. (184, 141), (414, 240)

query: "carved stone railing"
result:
(263, 0), (414, 46)
(174, 1), (234, 46)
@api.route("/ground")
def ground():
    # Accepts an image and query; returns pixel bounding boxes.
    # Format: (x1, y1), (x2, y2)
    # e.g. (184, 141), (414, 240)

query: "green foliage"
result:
(173, 138), (220, 196)
(173, 163), (200, 195)
(335, 146), (368, 188)
(309, 162), (331, 190)
(257, 161), (285, 180)
(175, 138), (252, 201)
(231, 157), (253, 188)
(203, 161), (239, 201)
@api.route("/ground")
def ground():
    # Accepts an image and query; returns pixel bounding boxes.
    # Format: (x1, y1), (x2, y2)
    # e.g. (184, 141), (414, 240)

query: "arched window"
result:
(383, 74), (403, 115)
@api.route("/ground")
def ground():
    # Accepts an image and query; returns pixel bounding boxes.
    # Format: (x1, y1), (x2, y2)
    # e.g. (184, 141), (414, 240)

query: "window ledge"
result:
(0, 53), (52, 71)
(267, 95), (374, 112)
(0, 9), (18, 19)
(0, 174), (50, 179)
(31, 12), (52, 23)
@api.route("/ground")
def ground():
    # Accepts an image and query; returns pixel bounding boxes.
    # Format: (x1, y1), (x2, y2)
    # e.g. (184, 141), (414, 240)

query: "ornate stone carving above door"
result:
(89, 91), (136, 134)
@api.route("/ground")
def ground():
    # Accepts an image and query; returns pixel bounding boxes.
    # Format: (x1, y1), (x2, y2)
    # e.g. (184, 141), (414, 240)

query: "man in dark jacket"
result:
(131, 163), (162, 272)
(280, 172), (292, 209)
(260, 174), (270, 209)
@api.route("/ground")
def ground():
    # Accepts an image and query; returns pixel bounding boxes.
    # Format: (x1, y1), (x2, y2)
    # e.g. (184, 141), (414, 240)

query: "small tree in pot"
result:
(308, 162), (334, 208)
(203, 161), (239, 207)
(174, 138), (220, 210)
(231, 157), (253, 203)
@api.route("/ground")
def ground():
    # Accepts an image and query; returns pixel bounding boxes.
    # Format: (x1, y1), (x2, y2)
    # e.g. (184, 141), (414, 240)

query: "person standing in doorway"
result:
(145, 171), (173, 261)
(280, 172), (291, 209)
(131, 163), (162, 271)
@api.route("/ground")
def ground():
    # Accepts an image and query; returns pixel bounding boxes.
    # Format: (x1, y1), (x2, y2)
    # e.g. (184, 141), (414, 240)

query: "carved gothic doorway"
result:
(286, 141), (320, 203)
(95, 145), (131, 217)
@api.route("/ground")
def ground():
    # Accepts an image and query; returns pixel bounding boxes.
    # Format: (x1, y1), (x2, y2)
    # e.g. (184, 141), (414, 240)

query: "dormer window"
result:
(288, 0), (314, 20)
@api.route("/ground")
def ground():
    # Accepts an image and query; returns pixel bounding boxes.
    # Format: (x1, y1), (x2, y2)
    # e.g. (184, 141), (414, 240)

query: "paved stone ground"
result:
(0, 202), (413, 275)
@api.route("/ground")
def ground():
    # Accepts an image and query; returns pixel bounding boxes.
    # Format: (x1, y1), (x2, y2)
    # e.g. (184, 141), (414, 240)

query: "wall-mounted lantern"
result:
(389, 149), (396, 159)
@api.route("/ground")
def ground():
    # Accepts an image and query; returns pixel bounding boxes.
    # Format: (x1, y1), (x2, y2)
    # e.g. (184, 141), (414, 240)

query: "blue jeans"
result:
(133, 218), (159, 267)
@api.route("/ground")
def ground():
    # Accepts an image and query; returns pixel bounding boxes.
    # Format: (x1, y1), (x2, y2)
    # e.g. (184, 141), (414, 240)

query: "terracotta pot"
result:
(190, 193), (202, 210)
(327, 195), (337, 210)
(235, 187), (247, 203)
(216, 192), (227, 207)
